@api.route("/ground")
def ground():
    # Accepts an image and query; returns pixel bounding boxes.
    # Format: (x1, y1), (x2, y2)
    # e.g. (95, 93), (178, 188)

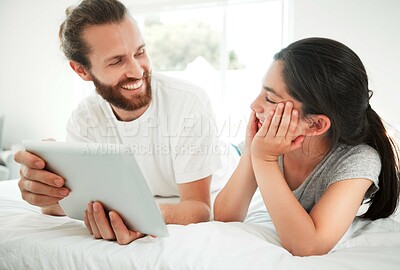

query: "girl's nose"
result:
(250, 96), (263, 114)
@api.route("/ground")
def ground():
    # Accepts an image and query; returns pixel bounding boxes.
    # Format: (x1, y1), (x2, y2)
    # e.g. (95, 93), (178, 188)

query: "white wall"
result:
(0, 0), (399, 149)
(0, 0), (76, 149)
(289, 0), (400, 129)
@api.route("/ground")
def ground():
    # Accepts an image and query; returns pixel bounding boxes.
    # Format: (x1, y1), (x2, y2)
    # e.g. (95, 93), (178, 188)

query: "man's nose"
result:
(125, 57), (143, 78)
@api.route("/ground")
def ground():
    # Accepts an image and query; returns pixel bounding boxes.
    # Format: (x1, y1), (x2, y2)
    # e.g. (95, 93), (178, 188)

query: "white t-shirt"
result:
(66, 73), (239, 198)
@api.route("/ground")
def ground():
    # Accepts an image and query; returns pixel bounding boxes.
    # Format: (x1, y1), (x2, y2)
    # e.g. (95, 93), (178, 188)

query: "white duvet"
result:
(1, 179), (400, 270)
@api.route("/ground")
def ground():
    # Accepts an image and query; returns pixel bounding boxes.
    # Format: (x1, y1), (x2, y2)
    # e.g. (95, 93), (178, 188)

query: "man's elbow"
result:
(180, 202), (211, 225)
(194, 203), (211, 223)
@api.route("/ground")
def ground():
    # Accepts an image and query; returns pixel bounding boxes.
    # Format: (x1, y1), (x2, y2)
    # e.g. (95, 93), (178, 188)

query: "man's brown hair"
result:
(58, 0), (128, 68)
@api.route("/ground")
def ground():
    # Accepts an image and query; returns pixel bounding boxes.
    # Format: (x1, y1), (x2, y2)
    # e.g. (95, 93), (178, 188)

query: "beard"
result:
(90, 72), (152, 111)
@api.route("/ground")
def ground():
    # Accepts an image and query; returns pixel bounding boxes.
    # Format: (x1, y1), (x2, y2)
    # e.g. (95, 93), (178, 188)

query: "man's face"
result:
(82, 18), (152, 112)
(90, 71), (152, 112)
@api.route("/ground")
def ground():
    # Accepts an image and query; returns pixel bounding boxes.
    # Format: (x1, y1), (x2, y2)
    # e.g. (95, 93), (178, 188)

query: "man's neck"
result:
(111, 104), (150, 122)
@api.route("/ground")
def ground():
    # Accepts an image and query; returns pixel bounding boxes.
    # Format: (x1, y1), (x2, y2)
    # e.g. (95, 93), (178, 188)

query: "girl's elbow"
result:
(213, 208), (230, 221)
(213, 197), (247, 222)
(213, 207), (245, 222)
(289, 247), (326, 257)
(283, 241), (330, 257)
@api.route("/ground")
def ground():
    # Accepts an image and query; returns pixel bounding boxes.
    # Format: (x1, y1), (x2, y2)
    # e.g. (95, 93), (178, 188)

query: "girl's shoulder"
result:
(316, 143), (381, 186)
(321, 143), (381, 187)
(331, 143), (380, 163)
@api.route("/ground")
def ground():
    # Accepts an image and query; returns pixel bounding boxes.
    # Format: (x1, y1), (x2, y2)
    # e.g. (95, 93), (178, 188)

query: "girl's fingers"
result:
(276, 102), (293, 138)
(256, 110), (274, 137)
(287, 108), (298, 138)
(247, 111), (258, 136)
(249, 110), (257, 123)
(288, 109), (305, 150)
(267, 103), (284, 137)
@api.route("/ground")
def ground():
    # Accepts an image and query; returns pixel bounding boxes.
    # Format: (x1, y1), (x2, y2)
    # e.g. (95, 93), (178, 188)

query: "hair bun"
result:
(65, 6), (75, 17)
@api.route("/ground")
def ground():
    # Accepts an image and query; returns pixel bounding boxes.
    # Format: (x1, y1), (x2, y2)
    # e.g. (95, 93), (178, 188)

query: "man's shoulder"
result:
(152, 73), (208, 99)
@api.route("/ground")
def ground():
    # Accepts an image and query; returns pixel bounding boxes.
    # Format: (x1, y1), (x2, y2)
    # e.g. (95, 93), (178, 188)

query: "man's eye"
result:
(137, 49), (145, 56)
(265, 96), (277, 104)
(110, 60), (121, 66)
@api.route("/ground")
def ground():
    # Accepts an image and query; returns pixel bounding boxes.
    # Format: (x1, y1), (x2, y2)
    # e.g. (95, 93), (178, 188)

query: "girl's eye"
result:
(265, 96), (277, 104)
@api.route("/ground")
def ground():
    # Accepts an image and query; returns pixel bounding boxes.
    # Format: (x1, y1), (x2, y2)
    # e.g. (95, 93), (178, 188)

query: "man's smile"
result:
(121, 79), (143, 91)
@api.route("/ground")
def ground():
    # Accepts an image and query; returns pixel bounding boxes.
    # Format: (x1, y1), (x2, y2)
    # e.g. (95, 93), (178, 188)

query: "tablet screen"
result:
(23, 140), (169, 237)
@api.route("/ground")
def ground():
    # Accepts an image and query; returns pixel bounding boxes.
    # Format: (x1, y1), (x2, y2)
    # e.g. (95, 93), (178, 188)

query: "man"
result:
(15, 0), (237, 244)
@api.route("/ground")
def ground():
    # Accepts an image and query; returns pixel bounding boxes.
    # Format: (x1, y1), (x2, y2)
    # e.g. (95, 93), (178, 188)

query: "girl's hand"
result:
(251, 102), (304, 162)
(244, 111), (259, 155)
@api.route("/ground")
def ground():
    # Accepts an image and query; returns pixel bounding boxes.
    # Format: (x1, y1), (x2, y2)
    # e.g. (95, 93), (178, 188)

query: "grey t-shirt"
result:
(278, 143), (381, 213)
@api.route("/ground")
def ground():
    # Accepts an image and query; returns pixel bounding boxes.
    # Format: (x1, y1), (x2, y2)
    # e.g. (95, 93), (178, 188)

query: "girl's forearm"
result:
(214, 154), (258, 221)
(252, 158), (319, 256)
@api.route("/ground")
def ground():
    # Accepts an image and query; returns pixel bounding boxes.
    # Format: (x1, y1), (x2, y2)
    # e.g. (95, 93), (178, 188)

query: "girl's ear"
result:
(305, 114), (331, 136)
(69, 61), (92, 81)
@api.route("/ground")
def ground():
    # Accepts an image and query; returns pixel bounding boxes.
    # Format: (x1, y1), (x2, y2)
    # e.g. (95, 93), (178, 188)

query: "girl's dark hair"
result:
(58, 0), (128, 69)
(274, 37), (399, 220)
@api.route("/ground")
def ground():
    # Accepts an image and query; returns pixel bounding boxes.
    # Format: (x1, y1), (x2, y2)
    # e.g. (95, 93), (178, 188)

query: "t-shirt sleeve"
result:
(171, 92), (222, 183)
(327, 145), (381, 199)
(66, 101), (99, 143)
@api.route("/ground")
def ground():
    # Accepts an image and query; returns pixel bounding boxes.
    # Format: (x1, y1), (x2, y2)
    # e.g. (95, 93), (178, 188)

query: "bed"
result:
(1, 179), (400, 269)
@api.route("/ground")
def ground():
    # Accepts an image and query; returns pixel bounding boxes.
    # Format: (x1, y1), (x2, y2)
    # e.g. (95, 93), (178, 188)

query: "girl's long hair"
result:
(274, 37), (399, 219)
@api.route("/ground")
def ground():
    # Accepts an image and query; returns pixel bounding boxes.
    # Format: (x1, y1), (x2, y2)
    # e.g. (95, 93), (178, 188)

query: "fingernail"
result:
(93, 203), (99, 212)
(35, 161), (44, 168)
(54, 178), (63, 187)
(59, 188), (69, 196)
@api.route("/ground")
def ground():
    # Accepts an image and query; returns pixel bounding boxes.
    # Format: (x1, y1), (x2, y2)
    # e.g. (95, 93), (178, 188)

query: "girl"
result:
(214, 37), (399, 256)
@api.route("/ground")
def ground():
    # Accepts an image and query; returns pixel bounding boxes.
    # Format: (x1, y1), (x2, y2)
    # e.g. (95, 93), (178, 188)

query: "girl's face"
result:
(250, 60), (307, 132)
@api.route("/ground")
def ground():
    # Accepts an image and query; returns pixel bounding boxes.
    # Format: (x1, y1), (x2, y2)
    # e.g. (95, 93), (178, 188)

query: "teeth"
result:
(122, 79), (143, 90)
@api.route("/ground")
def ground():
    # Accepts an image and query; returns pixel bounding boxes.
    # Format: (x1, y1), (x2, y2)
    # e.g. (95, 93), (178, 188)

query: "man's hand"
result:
(14, 150), (68, 215)
(84, 201), (149, 244)
(84, 177), (212, 245)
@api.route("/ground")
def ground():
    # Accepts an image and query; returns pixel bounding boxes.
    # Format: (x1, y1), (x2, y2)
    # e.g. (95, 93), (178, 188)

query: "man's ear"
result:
(69, 61), (92, 81)
(305, 114), (331, 136)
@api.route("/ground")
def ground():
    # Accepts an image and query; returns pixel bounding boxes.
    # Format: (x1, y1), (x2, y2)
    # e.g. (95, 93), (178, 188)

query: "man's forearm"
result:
(41, 203), (66, 216)
(160, 200), (211, 225)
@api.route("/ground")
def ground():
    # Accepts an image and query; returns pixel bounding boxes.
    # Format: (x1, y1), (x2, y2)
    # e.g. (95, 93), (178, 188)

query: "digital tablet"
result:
(23, 140), (169, 237)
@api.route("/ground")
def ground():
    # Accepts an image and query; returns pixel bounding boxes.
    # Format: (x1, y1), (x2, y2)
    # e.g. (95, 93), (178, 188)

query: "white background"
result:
(0, 0), (399, 149)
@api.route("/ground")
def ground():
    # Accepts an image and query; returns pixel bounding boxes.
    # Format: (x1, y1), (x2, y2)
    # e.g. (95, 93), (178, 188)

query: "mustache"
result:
(117, 72), (151, 88)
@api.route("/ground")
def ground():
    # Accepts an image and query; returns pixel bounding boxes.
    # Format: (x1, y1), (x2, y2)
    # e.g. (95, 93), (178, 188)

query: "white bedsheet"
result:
(1, 179), (400, 270)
